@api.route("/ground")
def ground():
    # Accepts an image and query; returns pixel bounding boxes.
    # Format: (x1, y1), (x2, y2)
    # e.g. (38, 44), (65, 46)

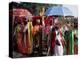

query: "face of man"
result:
(54, 18), (60, 30)
(36, 19), (41, 25)
(55, 24), (59, 30)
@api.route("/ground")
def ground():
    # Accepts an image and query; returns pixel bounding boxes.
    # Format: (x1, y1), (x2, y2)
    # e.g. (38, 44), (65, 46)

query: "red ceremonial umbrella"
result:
(13, 8), (32, 17)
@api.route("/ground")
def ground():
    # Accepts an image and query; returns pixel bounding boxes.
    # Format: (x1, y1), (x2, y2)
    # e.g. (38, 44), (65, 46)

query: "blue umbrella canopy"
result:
(45, 6), (73, 16)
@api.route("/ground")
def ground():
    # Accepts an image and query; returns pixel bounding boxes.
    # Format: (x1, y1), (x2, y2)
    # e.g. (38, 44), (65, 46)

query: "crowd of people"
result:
(12, 15), (78, 57)
(9, 5), (78, 57)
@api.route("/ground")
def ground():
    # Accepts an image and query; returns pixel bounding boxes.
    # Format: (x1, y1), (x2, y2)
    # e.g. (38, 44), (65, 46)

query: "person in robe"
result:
(32, 19), (42, 56)
(53, 17), (65, 56)
(64, 21), (71, 55)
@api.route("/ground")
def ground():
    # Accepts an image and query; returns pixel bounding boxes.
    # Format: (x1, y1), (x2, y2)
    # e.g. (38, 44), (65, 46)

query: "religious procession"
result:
(9, 2), (78, 58)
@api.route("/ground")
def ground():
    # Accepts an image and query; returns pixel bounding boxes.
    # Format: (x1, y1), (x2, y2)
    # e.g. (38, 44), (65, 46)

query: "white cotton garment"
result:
(23, 24), (28, 32)
(54, 31), (63, 56)
(64, 25), (69, 31)
(54, 18), (59, 24)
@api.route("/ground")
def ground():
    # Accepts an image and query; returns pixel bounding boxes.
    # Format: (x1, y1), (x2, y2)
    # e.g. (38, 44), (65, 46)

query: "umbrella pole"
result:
(62, 16), (65, 26)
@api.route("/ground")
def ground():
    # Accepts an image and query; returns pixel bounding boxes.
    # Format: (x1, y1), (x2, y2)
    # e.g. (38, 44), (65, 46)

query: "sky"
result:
(63, 4), (78, 17)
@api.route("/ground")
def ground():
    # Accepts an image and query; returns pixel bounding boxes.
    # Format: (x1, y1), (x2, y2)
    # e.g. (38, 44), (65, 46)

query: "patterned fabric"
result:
(54, 30), (64, 56)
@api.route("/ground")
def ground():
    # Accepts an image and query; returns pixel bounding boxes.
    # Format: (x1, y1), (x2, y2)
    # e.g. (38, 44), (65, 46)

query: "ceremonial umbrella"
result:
(45, 6), (74, 27)
(13, 8), (32, 17)
(45, 6), (73, 16)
